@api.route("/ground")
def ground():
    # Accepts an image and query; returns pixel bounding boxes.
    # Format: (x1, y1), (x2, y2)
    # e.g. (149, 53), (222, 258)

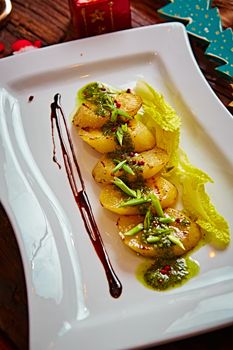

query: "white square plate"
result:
(0, 23), (233, 350)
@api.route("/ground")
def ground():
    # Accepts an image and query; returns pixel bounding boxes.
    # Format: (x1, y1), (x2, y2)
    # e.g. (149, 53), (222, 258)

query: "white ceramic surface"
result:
(0, 23), (233, 350)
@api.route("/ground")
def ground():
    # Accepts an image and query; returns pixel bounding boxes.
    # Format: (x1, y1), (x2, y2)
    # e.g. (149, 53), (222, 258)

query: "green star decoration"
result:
(158, 0), (233, 79)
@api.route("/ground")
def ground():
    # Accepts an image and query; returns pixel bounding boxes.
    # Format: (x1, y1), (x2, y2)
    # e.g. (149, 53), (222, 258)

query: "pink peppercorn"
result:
(115, 100), (121, 108)
(138, 160), (145, 166)
(164, 265), (171, 272)
(160, 265), (171, 275)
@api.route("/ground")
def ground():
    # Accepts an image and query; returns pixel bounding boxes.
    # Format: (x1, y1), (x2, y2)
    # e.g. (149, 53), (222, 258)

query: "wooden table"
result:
(0, 1), (232, 349)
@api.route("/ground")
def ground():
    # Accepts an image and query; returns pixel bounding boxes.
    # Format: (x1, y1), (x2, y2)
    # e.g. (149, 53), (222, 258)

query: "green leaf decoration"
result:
(158, 0), (233, 80)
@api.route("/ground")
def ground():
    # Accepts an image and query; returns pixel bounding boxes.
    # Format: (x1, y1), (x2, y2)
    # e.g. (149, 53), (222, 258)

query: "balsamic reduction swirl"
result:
(50, 93), (122, 298)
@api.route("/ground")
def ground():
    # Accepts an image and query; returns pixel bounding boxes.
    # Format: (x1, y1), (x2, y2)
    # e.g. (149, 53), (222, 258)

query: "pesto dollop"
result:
(137, 256), (200, 291)
(81, 82), (115, 116)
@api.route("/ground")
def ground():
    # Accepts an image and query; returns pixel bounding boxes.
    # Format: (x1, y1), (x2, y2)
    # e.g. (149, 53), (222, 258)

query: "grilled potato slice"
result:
(78, 119), (156, 154)
(72, 92), (142, 129)
(146, 176), (178, 209)
(100, 176), (177, 215)
(72, 101), (109, 129)
(117, 208), (201, 258)
(128, 119), (156, 152)
(115, 92), (142, 117)
(79, 128), (117, 153)
(92, 147), (169, 184)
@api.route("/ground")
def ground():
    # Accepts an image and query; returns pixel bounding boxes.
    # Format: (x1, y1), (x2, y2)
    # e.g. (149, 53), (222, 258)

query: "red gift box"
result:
(69, 0), (131, 38)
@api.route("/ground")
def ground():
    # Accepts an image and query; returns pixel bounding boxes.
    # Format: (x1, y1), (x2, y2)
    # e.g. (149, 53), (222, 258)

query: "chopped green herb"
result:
(147, 236), (160, 243)
(150, 193), (164, 217)
(112, 160), (127, 173)
(110, 109), (118, 122)
(121, 123), (128, 132)
(122, 164), (135, 175)
(120, 197), (151, 207)
(113, 177), (137, 198)
(124, 223), (144, 236)
(144, 209), (152, 230)
(168, 235), (185, 250)
(158, 217), (175, 224)
(116, 109), (131, 119)
(116, 126), (124, 146)
(154, 228), (173, 235)
(111, 109), (130, 122)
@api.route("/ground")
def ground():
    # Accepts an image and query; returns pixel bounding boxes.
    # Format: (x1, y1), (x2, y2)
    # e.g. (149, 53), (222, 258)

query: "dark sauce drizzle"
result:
(50, 93), (122, 298)
(28, 95), (34, 102)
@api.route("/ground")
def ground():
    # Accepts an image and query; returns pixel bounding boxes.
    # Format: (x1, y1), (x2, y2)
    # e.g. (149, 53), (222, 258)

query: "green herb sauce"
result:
(136, 256), (200, 291)
(81, 82), (115, 116)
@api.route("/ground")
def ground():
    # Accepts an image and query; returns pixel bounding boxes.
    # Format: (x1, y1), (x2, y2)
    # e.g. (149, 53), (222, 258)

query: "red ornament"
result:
(11, 39), (42, 54)
(12, 40), (34, 52)
(34, 40), (42, 48)
(0, 42), (5, 53)
(69, 0), (131, 38)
